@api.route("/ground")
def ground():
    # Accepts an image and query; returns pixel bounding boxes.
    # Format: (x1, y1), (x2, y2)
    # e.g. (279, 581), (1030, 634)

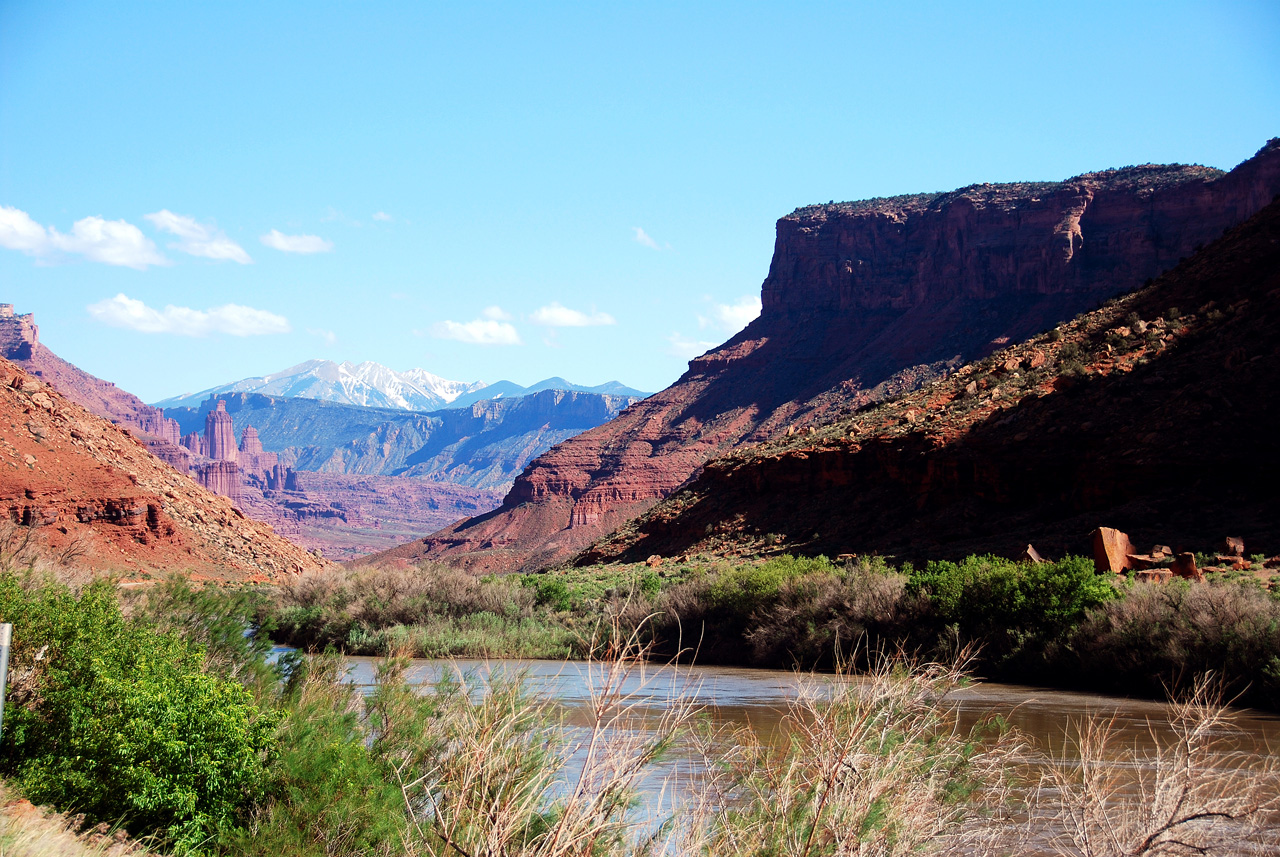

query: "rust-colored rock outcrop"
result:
(0, 357), (332, 580)
(380, 139), (1280, 574)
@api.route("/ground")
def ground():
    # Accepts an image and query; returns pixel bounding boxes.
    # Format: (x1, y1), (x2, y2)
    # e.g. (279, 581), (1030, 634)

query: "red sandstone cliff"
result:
(581, 196), (1280, 563)
(376, 139), (1280, 573)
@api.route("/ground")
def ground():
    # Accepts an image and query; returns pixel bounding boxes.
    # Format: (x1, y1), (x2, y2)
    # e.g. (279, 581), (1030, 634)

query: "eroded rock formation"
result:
(376, 139), (1280, 574)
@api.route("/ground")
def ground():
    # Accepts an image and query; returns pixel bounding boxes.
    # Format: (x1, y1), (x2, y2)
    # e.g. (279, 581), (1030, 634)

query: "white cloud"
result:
(665, 333), (718, 360)
(632, 226), (661, 250)
(0, 205), (167, 269)
(481, 305), (512, 321)
(430, 317), (522, 346)
(260, 229), (334, 254)
(698, 295), (762, 333)
(87, 293), (291, 336)
(530, 302), (616, 327)
(144, 209), (251, 264)
(308, 327), (338, 345)
(372, 211), (393, 222)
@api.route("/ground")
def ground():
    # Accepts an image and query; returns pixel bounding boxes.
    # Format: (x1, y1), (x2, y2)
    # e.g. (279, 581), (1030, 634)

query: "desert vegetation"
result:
(269, 554), (1280, 708)
(0, 568), (1274, 856)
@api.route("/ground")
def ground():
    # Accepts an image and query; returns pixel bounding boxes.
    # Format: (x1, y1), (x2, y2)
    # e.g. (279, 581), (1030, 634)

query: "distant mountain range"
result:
(153, 359), (649, 411)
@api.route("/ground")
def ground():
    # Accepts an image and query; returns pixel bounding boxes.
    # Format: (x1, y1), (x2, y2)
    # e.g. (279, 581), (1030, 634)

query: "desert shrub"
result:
(218, 654), (408, 857)
(1067, 579), (1280, 706)
(745, 560), (928, 668)
(272, 564), (534, 653)
(0, 573), (276, 851)
(909, 555), (1117, 667)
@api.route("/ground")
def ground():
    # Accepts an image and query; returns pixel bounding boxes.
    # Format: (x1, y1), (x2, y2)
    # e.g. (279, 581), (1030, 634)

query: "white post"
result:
(0, 623), (11, 742)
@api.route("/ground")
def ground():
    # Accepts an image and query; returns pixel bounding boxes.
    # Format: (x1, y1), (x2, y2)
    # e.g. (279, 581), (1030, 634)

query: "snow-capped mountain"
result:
(153, 359), (489, 411)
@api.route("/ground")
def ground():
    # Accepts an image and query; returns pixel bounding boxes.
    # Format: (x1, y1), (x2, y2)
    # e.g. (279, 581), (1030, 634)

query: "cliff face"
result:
(0, 305), (182, 444)
(380, 139), (1280, 574)
(581, 197), (1280, 564)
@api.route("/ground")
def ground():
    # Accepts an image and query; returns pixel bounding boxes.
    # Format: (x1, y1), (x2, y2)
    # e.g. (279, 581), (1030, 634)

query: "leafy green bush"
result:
(0, 573), (276, 850)
(909, 555), (1117, 661)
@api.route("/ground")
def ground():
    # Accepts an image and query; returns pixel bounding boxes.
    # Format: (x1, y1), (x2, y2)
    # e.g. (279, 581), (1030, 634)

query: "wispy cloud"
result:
(372, 211), (393, 222)
(632, 226), (662, 250)
(260, 229), (334, 254)
(308, 327), (338, 345)
(665, 333), (718, 360)
(144, 209), (251, 263)
(530, 302), (616, 327)
(698, 295), (762, 333)
(87, 293), (291, 336)
(430, 315), (522, 345)
(481, 305), (513, 321)
(0, 205), (167, 269)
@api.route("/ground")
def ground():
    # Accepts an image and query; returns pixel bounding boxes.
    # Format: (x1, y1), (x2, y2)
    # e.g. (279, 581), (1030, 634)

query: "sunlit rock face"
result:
(377, 141), (1280, 574)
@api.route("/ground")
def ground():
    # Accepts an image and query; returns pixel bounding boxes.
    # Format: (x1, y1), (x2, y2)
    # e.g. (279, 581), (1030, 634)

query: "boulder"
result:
(1170, 552), (1203, 581)
(1092, 527), (1136, 573)
(1224, 536), (1245, 556)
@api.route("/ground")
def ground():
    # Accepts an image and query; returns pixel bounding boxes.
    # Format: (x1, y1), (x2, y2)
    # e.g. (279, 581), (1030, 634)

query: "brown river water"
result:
(341, 657), (1280, 854)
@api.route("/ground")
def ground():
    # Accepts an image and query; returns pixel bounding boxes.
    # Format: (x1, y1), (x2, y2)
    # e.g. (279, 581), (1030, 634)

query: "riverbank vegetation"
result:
(0, 568), (1276, 855)
(269, 554), (1280, 708)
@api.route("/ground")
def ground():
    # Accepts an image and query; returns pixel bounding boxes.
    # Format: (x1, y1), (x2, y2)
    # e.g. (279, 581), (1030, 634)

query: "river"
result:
(340, 656), (1280, 854)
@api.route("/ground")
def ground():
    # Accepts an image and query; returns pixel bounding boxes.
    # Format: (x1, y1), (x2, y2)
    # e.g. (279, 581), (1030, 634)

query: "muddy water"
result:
(342, 657), (1280, 852)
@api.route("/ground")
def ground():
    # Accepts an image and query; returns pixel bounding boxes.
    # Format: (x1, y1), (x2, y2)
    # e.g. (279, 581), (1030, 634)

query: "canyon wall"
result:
(582, 198), (1280, 564)
(375, 139), (1280, 574)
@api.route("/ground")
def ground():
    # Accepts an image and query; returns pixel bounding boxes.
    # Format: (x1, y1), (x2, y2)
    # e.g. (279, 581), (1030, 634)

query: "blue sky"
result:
(1, 1), (1277, 403)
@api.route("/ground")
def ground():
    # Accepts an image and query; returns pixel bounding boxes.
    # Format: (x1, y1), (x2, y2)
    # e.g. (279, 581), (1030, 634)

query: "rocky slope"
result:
(0, 358), (332, 580)
(580, 197), (1280, 565)
(0, 305), (181, 443)
(377, 139), (1280, 574)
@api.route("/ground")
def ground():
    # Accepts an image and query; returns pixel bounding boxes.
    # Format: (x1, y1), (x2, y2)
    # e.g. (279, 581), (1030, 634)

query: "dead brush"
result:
(1033, 677), (1280, 857)
(389, 614), (700, 857)
(679, 651), (1026, 857)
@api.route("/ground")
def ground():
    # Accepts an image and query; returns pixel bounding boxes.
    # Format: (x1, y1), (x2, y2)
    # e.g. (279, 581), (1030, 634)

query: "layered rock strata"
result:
(376, 139), (1280, 574)
(580, 198), (1280, 565)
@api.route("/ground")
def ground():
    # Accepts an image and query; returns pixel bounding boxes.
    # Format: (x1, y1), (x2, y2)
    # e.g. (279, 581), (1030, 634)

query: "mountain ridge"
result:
(154, 359), (648, 412)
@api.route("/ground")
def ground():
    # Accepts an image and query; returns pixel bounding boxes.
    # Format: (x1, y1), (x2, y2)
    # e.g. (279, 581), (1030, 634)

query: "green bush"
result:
(909, 555), (1117, 658)
(0, 574), (276, 850)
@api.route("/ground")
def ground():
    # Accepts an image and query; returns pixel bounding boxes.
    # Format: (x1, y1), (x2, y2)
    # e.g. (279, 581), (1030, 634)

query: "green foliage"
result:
(218, 654), (408, 857)
(531, 577), (572, 612)
(0, 573), (276, 851)
(910, 555), (1117, 641)
(706, 555), (838, 616)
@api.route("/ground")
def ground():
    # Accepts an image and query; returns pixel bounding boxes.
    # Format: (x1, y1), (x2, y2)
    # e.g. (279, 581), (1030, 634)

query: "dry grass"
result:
(387, 619), (700, 857)
(0, 786), (150, 857)
(677, 652), (1025, 857)
(1034, 678), (1280, 856)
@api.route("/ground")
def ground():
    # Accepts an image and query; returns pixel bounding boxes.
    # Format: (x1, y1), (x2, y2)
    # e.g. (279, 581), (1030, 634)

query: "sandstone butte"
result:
(371, 138), (1280, 574)
(579, 194), (1280, 568)
(0, 356), (331, 581)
